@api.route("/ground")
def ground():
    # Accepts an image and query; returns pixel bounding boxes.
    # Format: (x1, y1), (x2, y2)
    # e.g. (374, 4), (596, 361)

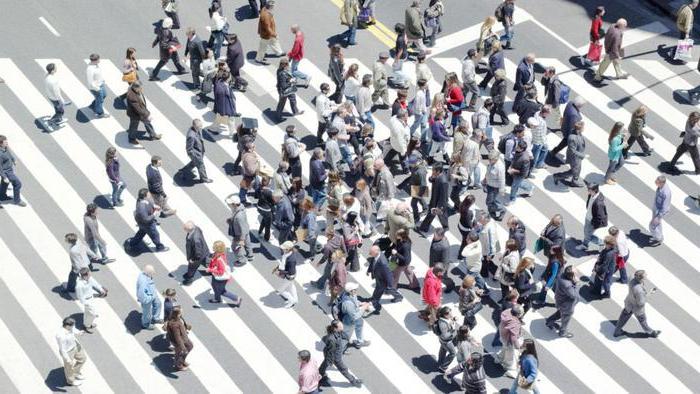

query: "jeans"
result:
(344, 25), (357, 45)
(604, 156), (624, 181)
(88, 239), (108, 261)
(140, 297), (162, 328)
(66, 270), (78, 293)
(485, 185), (503, 216)
(438, 340), (457, 370)
(211, 30), (224, 59)
(110, 181), (126, 205)
(89, 85), (106, 116)
(0, 169), (22, 204)
(468, 165), (481, 188)
(50, 99), (65, 123)
(361, 111), (375, 129)
(531, 144), (548, 168)
(211, 278), (240, 302)
(411, 113), (429, 142)
(583, 219), (601, 246)
(509, 375), (540, 394)
(501, 23), (514, 46)
(310, 186), (327, 207)
(290, 59), (309, 84)
(343, 317), (365, 343)
(509, 176), (534, 202)
(131, 222), (164, 250)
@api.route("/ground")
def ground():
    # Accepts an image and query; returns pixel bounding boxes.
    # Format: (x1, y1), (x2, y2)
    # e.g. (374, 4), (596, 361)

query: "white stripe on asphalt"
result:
(0, 315), (53, 394)
(575, 21), (670, 53)
(38, 16), (61, 37)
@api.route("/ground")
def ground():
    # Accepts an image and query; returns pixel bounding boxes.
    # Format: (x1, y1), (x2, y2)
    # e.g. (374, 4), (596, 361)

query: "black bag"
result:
(497, 133), (512, 154)
(494, 3), (505, 22)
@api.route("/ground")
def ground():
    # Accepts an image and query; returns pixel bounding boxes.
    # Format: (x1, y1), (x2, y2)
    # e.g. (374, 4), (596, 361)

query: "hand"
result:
(391, 249), (397, 255)
(1, 177), (7, 184)
(651, 217), (660, 226)
(154, 205), (162, 211)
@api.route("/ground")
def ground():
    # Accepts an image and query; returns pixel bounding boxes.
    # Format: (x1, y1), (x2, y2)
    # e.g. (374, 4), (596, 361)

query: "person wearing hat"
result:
(275, 241), (301, 308)
(284, 125), (306, 178)
(340, 282), (372, 348)
(183, 221), (210, 285)
(418, 165), (450, 236)
(273, 189), (295, 244)
(226, 195), (253, 266)
(409, 155), (429, 223)
(461, 49), (481, 111)
(150, 17), (188, 81)
(371, 52), (391, 108)
(506, 140), (534, 205)
(75, 267), (107, 333)
(579, 182), (607, 250)
(613, 270), (660, 338)
(496, 303), (524, 378)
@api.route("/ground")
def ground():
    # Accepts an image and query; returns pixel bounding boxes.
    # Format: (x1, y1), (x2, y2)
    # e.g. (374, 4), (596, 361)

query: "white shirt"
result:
(461, 58), (476, 83)
(343, 76), (360, 98)
(586, 193), (599, 221)
(56, 327), (81, 362)
(522, 127), (533, 158)
(356, 86), (373, 114)
(616, 231), (629, 257)
(76, 276), (103, 306)
(44, 73), (64, 103)
(315, 94), (334, 122)
(389, 116), (410, 154)
(211, 11), (226, 31)
(86, 63), (104, 91)
(413, 89), (427, 116)
(416, 62), (433, 83)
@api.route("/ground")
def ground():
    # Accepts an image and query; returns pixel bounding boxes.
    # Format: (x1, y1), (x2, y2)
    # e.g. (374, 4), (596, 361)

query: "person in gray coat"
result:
(226, 195), (253, 265)
(553, 121), (586, 187)
(182, 221), (210, 285)
(613, 270), (660, 338)
(545, 265), (578, 338)
(273, 190), (295, 243)
(429, 227), (450, 267)
(179, 119), (212, 183)
(669, 111), (700, 174)
(83, 203), (114, 264)
(64, 233), (98, 293)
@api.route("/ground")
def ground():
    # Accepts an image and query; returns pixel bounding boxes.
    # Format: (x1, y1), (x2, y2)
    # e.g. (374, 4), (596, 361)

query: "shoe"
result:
(68, 380), (83, 386)
(83, 325), (94, 334)
(255, 59), (270, 65)
(649, 330), (661, 338)
(149, 76), (161, 81)
(284, 302), (296, 309)
(352, 379), (363, 388)
(613, 330), (625, 338)
(505, 370), (518, 379)
(152, 134), (162, 140)
(74, 374), (85, 380)
(392, 296), (403, 303)
(15, 201), (27, 207)
(200, 178), (214, 184)
(128, 138), (140, 145)
(176, 366), (189, 371)
(545, 321), (556, 330)
(292, 110), (305, 116)
(97, 113), (111, 119)
(605, 179), (616, 185)
(102, 258), (116, 264)
(616, 73), (629, 80)
(356, 340), (371, 347)
(143, 324), (155, 331)
(209, 299), (222, 303)
(152, 319), (164, 324)
(319, 377), (331, 387)
(559, 331), (574, 338)
(570, 181), (584, 188)
(232, 112), (242, 117)
(155, 246), (170, 252)
(648, 239), (662, 247)
(232, 297), (243, 307)
(182, 278), (193, 286)
(0, 195), (10, 201)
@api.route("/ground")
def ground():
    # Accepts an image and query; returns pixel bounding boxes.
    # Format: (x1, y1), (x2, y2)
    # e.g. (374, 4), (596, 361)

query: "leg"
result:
(66, 270), (78, 293)
(612, 58), (624, 78)
(670, 143), (688, 165)
(689, 145), (700, 173)
(614, 308), (633, 334)
(595, 55), (611, 80)
(146, 222), (164, 250)
(256, 38), (268, 62)
(276, 95), (288, 115)
(143, 121), (158, 139)
(151, 59), (167, 79)
(334, 359), (359, 384)
(635, 313), (655, 334)
(559, 312), (573, 334)
(289, 95), (300, 114)
(127, 117), (141, 141)
(5, 171), (22, 204)
(141, 300), (153, 328)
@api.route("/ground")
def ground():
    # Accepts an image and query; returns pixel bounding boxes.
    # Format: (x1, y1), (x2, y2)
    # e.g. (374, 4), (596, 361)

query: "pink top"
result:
(298, 358), (321, 393)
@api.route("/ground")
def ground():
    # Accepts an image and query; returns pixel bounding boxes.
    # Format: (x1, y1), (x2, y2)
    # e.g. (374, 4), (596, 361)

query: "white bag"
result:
(674, 38), (694, 61)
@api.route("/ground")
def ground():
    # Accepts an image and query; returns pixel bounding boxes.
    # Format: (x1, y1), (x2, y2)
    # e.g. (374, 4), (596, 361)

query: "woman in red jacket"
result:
(420, 263), (445, 325)
(445, 74), (465, 129)
(206, 241), (242, 306)
(583, 6), (605, 66)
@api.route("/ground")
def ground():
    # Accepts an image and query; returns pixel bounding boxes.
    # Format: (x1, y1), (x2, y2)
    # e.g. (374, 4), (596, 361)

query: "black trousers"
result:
(319, 356), (356, 383)
(276, 94), (299, 115)
(151, 52), (186, 78)
(490, 102), (508, 124)
(183, 258), (206, 280)
(182, 157), (208, 181)
(288, 156), (302, 179)
(623, 134), (650, 156)
(371, 284), (402, 310)
(190, 59), (202, 89)
(550, 135), (569, 156)
(670, 142), (700, 173)
(419, 208), (449, 232)
(411, 197), (428, 223)
(128, 117), (157, 141)
(258, 211), (272, 241)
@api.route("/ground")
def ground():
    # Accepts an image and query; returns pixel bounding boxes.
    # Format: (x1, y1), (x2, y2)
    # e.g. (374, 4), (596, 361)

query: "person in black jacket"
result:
(457, 194), (476, 257)
(127, 188), (168, 253)
(507, 215), (527, 256)
(591, 235), (617, 299)
(146, 156), (176, 217)
(417, 165), (450, 235)
(226, 34), (247, 91)
(391, 229), (419, 291)
(150, 17), (187, 81)
(275, 58), (303, 119)
(514, 257), (535, 314)
(256, 177), (274, 241)
(368, 246), (403, 313)
(580, 182), (608, 249)
(318, 320), (362, 387)
(489, 69), (509, 125)
(275, 241), (301, 308)
(184, 28), (206, 89)
(516, 90), (541, 125)
(429, 227), (450, 267)
(540, 214), (565, 258)
(182, 221), (209, 285)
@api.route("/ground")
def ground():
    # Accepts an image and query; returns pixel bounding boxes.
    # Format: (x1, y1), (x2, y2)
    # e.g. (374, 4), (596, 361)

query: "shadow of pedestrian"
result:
(234, 5), (254, 21)
(51, 285), (75, 301)
(261, 291), (287, 308)
(152, 353), (177, 379)
(124, 310), (145, 335)
(92, 195), (113, 210)
(147, 331), (171, 353)
(628, 228), (653, 248)
(45, 368), (69, 392)
(411, 354), (437, 374)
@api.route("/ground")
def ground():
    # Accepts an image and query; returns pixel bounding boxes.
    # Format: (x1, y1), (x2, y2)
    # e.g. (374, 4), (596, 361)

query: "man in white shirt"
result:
(44, 63), (70, 128)
(331, 104), (356, 169)
(386, 109), (410, 173)
(315, 83), (336, 145)
(85, 53), (109, 118)
(410, 78), (429, 143)
(356, 74), (374, 129)
(75, 268), (107, 333)
(56, 317), (87, 386)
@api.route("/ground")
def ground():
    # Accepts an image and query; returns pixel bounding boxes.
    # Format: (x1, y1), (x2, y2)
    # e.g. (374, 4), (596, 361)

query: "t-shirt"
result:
(395, 35), (408, 60)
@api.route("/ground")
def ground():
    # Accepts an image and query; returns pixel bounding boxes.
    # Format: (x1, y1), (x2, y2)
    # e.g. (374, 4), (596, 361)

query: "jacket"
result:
(653, 183), (672, 218)
(405, 5), (423, 40)
(341, 293), (362, 324)
(422, 269), (442, 307)
(186, 226), (209, 263)
(554, 276), (578, 314)
(166, 319), (192, 352)
(542, 75), (562, 106)
(484, 159), (505, 191)
(373, 61), (390, 89)
(516, 98), (541, 125)
(328, 56), (345, 85)
(287, 31), (304, 61)
(126, 86), (150, 121)
(213, 79), (236, 116)
(436, 317), (457, 343)
(390, 116), (410, 154)
(514, 59), (533, 92)
(69, 242), (97, 274)
(274, 195), (294, 230)
(429, 237), (450, 266)
(624, 277), (649, 314)
(490, 78), (507, 105)
(590, 15), (604, 42)
(394, 239), (412, 266)
(628, 114), (652, 138)
(228, 206), (250, 242)
(561, 102), (582, 138)
(153, 28), (179, 60)
(83, 214), (105, 246)
(134, 198), (157, 227)
(677, 3), (695, 33)
(565, 132), (586, 166)
(136, 272), (157, 303)
(541, 223), (565, 256)
(309, 158), (327, 189)
(683, 119), (700, 146)
(186, 126), (205, 161)
(185, 35), (205, 62)
(508, 220), (527, 255)
(608, 134), (624, 161)
(0, 147), (16, 178)
(479, 220), (498, 256)
(371, 254), (394, 287)
(146, 164), (165, 196)
(604, 25), (624, 60)
(594, 246), (617, 279)
(586, 193), (608, 229)
(323, 331), (350, 361)
(498, 308), (521, 345)
(208, 253), (229, 279)
(488, 50), (505, 72)
(226, 40), (244, 74)
(519, 354), (538, 386)
(499, 250), (519, 286)
(374, 166), (397, 200)
(340, 0), (359, 26)
(258, 8), (277, 39)
(429, 172), (449, 209)
(387, 208), (414, 243)
(279, 250), (301, 277)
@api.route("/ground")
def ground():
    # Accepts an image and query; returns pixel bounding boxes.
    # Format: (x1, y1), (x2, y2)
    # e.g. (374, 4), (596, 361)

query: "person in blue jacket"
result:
(509, 338), (540, 393)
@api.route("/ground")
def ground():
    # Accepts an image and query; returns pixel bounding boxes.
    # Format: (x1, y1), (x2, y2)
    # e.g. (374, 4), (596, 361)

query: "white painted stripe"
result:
(538, 58), (700, 267)
(0, 226), (113, 394)
(576, 21), (670, 53)
(0, 315), (53, 394)
(36, 58), (293, 393)
(298, 58), (335, 92)
(38, 16), (60, 37)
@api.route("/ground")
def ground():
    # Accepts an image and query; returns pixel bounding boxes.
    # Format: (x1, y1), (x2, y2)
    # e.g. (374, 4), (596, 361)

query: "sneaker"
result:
(605, 179), (616, 185)
(96, 113), (111, 118)
(128, 139), (140, 145)
(15, 201), (27, 207)
(255, 59), (270, 65)
(649, 330), (661, 338)
(74, 374), (85, 380)
(505, 370), (518, 379)
(352, 379), (363, 388)
(613, 330), (625, 338)
(142, 324), (155, 331)
(558, 331), (574, 338)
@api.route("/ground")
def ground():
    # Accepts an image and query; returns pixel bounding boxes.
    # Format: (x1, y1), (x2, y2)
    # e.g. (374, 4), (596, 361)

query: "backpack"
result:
(494, 3), (505, 22)
(331, 291), (348, 321)
(559, 82), (571, 105)
(497, 133), (513, 154)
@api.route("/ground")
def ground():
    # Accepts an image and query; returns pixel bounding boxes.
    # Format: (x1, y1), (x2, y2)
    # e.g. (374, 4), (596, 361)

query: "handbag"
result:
(518, 375), (534, 389)
(122, 70), (137, 83)
(213, 263), (232, 281)
(674, 38), (694, 61)
(533, 237), (544, 254)
(586, 42), (602, 62)
(615, 254), (626, 269)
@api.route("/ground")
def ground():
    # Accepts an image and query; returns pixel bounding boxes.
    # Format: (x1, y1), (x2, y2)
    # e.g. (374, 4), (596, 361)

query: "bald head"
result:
(616, 18), (627, 28)
(183, 221), (195, 232)
(526, 53), (536, 63)
(143, 264), (155, 277)
(369, 245), (380, 257)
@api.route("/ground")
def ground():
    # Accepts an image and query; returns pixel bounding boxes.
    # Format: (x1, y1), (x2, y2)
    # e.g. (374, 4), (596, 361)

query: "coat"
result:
(429, 172), (449, 209)
(126, 86), (150, 121)
(390, 116), (410, 155)
(185, 226), (209, 263)
(213, 79), (236, 116)
(498, 308), (521, 346)
(628, 114), (652, 138)
(624, 278), (649, 314)
(340, 0), (359, 26)
(166, 319), (192, 353)
(541, 75), (562, 106)
(422, 269), (442, 307)
(405, 5), (423, 40)
(186, 126), (205, 161)
(185, 35), (206, 62)
(387, 208), (414, 243)
(586, 193), (608, 229)
(677, 3), (695, 33)
(514, 59), (533, 92)
(429, 237), (450, 266)
(541, 223), (565, 256)
(228, 206), (249, 241)
(258, 8), (277, 39)
(488, 50), (505, 72)
(565, 133), (586, 166)
(594, 246), (617, 280)
(370, 253), (394, 288)
(554, 276), (578, 314)
(153, 28), (179, 60)
(490, 78), (507, 105)
(146, 164), (165, 196)
(274, 195), (294, 230)
(276, 68), (296, 97)
(561, 102), (582, 138)
(608, 134), (624, 161)
(226, 40), (244, 75)
(603, 25), (624, 60)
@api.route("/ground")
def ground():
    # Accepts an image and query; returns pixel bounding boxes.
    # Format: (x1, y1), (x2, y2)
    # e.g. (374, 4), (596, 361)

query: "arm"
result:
(570, 137), (586, 159)
(545, 263), (559, 288)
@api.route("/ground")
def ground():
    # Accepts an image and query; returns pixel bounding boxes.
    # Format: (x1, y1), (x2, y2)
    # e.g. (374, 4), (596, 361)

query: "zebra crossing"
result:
(1, 14), (700, 392)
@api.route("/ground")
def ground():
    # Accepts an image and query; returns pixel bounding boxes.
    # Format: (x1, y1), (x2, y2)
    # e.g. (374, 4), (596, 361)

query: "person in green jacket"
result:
(604, 121), (627, 185)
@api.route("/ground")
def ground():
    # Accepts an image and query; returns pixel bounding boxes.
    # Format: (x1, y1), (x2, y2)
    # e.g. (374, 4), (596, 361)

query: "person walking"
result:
(604, 121), (627, 185)
(496, 304), (523, 378)
(591, 235), (617, 299)
(340, 0), (359, 46)
(463, 352), (487, 394)
(391, 229), (420, 291)
(136, 265), (163, 330)
(75, 268), (107, 334)
(166, 307), (193, 371)
(458, 276), (484, 329)
(273, 189), (294, 244)
(648, 175), (671, 247)
(184, 28), (206, 90)
(150, 17), (187, 80)
(478, 39), (504, 90)
(540, 66), (562, 124)
(528, 108), (550, 171)
(514, 257), (535, 314)
(506, 141), (534, 205)
(428, 228), (451, 268)
(669, 111), (700, 174)
(340, 282), (372, 347)
(513, 54), (536, 113)
(418, 165), (450, 235)
(420, 263), (445, 324)
(545, 265), (578, 338)
(287, 24), (310, 87)
(534, 245), (565, 308)
(552, 121), (586, 187)
(539, 213), (565, 258)
(284, 125), (306, 178)
(368, 245), (403, 314)
(608, 226), (629, 284)
(328, 45), (345, 104)
(297, 350), (322, 394)
(44, 62), (69, 130)
(594, 19), (629, 82)
(208, 68), (239, 136)
(405, 0), (429, 53)
(126, 81), (161, 144)
(477, 16), (499, 59)
(127, 188), (168, 253)
(318, 320), (363, 388)
(550, 96), (584, 160)
(582, 6), (605, 66)
(225, 195), (254, 266)
(435, 306), (459, 373)
(182, 221), (210, 285)
(119, 48), (140, 101)
(86, 54), (109, 118)
(462, 49), (480, 110)
(105, 147), (126, 208)
(424, 0), (445, 48)
(675, 0), (698, 62)
(276, 58), (304, 118)
(0, 134), (27, 207)
(372, 52), (391, 108)
(580, 182), (608, 249)
(490, 69), (509, 125)
(64, 233), (97, 294)
(178, 119), (211, 183)
(483, 150), (506, 221)
(206, 241), (243, 306)
(83, 203), (113, 264)
(274, 241), (300, 308)
(226, 34), (247, 91)
(147, 156), (176, 217)
(255, 2), (284, 64)
(509, 339), (540, 394)
(498, 0), (516, 49)
(613, 270), (661, 338)
(208, 1), (227, 59)
(623, 105), (654, 158)
(56, 317), (87, 386)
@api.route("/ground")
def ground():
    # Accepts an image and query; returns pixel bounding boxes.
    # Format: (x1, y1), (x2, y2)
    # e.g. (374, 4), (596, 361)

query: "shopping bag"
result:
(586, 42), (602, 62)
(533, 238), (544, 254)
(674, 39), (694, 61)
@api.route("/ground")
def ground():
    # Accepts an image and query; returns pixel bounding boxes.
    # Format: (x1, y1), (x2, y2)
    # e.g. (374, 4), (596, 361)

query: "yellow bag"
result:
(122, 71), (137, 84)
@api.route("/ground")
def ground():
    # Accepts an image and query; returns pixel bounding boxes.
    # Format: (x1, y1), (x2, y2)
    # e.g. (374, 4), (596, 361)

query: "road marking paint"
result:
(38, 16), (60, 37)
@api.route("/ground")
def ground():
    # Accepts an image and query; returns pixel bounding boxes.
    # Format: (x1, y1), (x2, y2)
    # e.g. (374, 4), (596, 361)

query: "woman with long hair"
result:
(206, 241), (242, 306)
(498, 239), (520, 298)
(509, 339), (540, 393)
(605, 121), (627, 185)
(105, 147), (126, 207)
(477, 16), (498, 59)
(457, 194), (476, 257)
(328, 249), (348, 304)
(391, 229), (419, 290)
(535, 245), (565, 308)
(582, 6), (606, 66)
(669, 110), (700, 174)
(343, 211), (362, 272)
(343, 63), (360, 105)
(120, 47), (139, 100)
(514, 257), (535, 314)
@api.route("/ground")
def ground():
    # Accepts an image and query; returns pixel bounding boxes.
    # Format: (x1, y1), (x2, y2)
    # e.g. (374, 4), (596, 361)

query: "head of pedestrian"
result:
(162, 17), (173, 29)
(86, 203), (98, 217)
(515, 140), (527, 153)
(297, 350), (311, 364)
(344, 282), (359, 295)
(378, 51), (390, 62)
(494, 69), (506, 81)
(655, 175), (666, 188)
(369, 245), (381, 258)
(616, 18), (627, 30)
(521, 338), (538, 357)
(212, 240), (226, 255)
(511, 304), (525, 320)
(290, 24), (299, 34)
(285, 125), (296, 135)
(603, 235), (617, 249)
(186, 27), (196, 38)
(278, 57), (290, 69)
(79, 267), (90, 280)
(467, 48), (478, 60)
(438, 306), (452, 319)
(462, 276), (476, 289)
(64, 233), (78, 246)
(488, 149), (500, 164)
(45, 62), (57, 75)
(137, 188), (150, 201)
(634, 269), (646, 282)
(690, 0), (700, 9)
(89, 53), (100, 64)
(151, 155), (162, 167)
(280, 241), (295, 254)
(525, 53), (536, 64)
(433, 227), (445, 240)
(327, 319), (343, 333)
(594, 5), (606, 17)
(540, 104), (551, 118)
(131, 80), (143, 93)
(586, 182), (599, 195)
(513, 124), (525, 137)
(183, 220), (195, 233)
(192, 118), (203, 131)
(394, 22), (406, 35)
(163, 288), (176, 298)
(225, 194), (241, 208)
(320, 82), (330, 95)
(572, 96), (586, 109)
(562, 265), (575, 281)
(62, 317), (76, 330)
(432, 263), (445, 278)
(143, 264), (155, 278)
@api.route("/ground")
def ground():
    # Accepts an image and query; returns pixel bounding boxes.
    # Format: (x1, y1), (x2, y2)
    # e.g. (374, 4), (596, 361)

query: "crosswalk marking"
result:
(0, 226), (114, 394)
(0, 315), (53, 394)
(575, 21), (671, 53)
